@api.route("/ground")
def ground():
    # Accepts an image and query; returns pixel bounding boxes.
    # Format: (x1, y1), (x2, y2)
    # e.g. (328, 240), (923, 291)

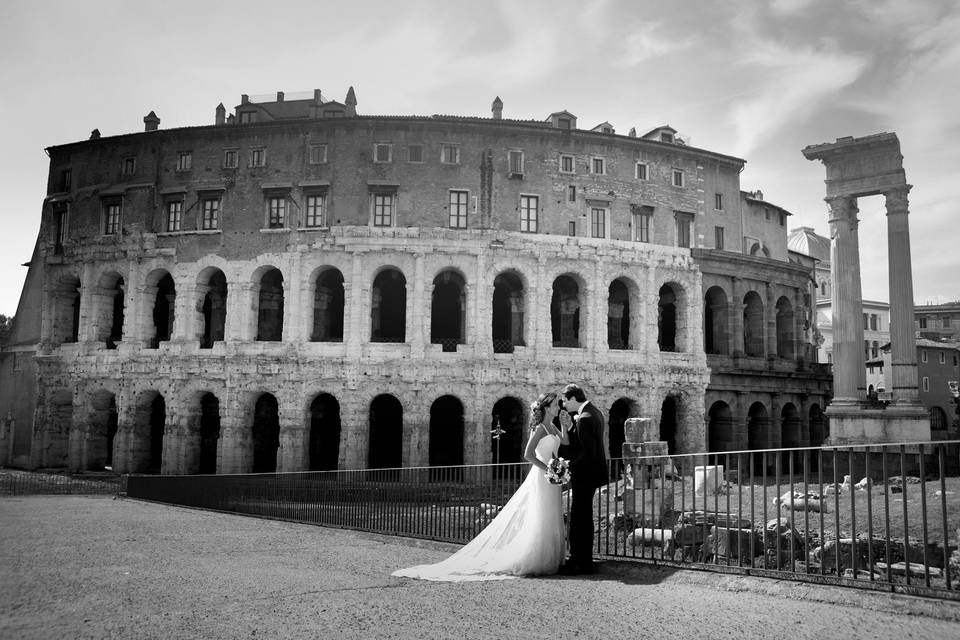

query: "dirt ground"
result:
(2, 495), (959, 640)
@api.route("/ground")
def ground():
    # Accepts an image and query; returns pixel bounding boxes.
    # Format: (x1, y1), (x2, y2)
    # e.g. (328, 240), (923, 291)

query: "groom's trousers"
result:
(568, 482), (596, 565)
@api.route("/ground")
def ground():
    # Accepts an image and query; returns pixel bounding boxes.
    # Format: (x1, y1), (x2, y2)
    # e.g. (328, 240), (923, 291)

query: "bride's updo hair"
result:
(528, 392), (558, 431)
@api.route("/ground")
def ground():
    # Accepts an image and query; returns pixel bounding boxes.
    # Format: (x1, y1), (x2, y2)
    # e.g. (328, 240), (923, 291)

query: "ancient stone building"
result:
(4, 88), (829, 475)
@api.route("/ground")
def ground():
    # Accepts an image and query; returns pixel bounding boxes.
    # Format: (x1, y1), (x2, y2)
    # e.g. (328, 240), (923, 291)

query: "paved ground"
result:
(2, 496), (959, 640)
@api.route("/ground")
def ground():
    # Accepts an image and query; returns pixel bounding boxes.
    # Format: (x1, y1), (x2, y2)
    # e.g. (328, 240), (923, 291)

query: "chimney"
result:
(276, 91), (284, 102)
(90, 128), (101, 140)
(492, 96), (503, 120)
(628, 127), (637, 138)
(215, 103), (226, 125)
(143, 111), (160, 131)
(226, 114), (235, 125)
(345, 86), (357, 116)
(313, 89), (322, 104)
(241, 94), (249, 105)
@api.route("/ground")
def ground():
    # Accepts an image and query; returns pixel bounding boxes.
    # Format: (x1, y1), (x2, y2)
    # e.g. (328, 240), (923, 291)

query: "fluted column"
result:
(826, 195), (865, 404)
(885, 185), (920, 405)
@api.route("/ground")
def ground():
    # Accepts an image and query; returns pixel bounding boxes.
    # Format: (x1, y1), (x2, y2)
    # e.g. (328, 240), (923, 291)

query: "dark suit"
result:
(558, 401), (607, 568)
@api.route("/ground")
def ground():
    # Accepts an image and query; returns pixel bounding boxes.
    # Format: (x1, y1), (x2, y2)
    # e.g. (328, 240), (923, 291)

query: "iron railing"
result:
(126, 441), (960, 599)
(0, 470), (126, 496)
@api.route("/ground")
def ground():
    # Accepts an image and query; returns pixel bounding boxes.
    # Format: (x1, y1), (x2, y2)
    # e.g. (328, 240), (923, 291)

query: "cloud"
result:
(614, 23), (694, 67)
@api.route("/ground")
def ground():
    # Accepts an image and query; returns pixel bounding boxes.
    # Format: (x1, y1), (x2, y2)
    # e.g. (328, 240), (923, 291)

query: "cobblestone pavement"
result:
(2, 496), (959, 640)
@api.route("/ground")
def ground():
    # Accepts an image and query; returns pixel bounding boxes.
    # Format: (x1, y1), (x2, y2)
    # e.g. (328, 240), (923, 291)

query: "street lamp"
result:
(491, 416), (506, 465)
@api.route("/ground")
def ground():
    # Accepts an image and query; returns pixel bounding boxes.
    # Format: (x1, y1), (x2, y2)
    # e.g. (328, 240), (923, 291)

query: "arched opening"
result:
(707, 401), (733, 465)
(776, 296), (794, 359)
(199, 393), (220, 474)
(309, 393), (341, 471)
(52, 275), (82, 345)
(657, 284), (677, 352)
(492, 271), (524, 353)
(93, 272), (125, 349)
(252, 393), (280, 473)
(660, 396), (678, 454)
(429, 395), (465, 478)
(371, 269), (406, 343)
(551, 275), (581, 348)
(491, 396), (524, 469)
(256, 269), (284, 341)
(151, 272), (176, 348)
(608, 397), (639, 478)
(780, 403), (801, 471)
(368, 394), (403, 469)
(431, 270), (466, 352)
(747, 402), (769, 475)
(607, 279), (630, 350)
(930, 406), (948, 431)
(200, 269), (227, 349)
(743, 291), (765, 357)
(84, 390), (116, 470)
(704, 286), (729, 355)
(148, 395), (165, 473)
(311, 269), (345, 342)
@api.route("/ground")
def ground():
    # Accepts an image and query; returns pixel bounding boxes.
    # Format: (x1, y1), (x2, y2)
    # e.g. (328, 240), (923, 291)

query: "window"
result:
(53, 204), (68, 254)
(373, 193), (394, 227)
(239, 111), (254, 124)
(635, 163), (648, 180)
(166, 200), (183, 232)
(558, 117), (572, 130)
(308, 144), (327, 164)
(715, 226), (724, 250)
(715, 193), (723, 211)
(567, 185), (576, 202)
(519, 194), (538, 232)
(661, 132), (674, 143)
(864, 340), (870, 360)
(560, 154), (575, 174)
(672, 169), (684, 187)
(267, 196), (286, 228)
(201, 197), (220, 230)
(675, 212), (693, 248)
(223, 149), (238, 168)
(863, 313), (869, 330)
(60, 168), (72, 192)
(591, 157), (606, 175)
(870, 314), (878, 330)
(779, 213), (785, 226)
(304, 192), (326, 228)
(939, 351), (946, 364)
(250, 147), (265, 167)
(374, 143), (392, 163)
(509, 150), (524, 176)
(122, 156), (136, 175)
(407, 144), (423, 163)
(872, 341), (879, 358)
(176, 151), (192, 171)
(922, 376), (930, 392)
(944, 317), (952, 327)
(590, 207), (606, 238)
(568, 221), (576, 236)
(921, 350), (928, 363)
(441, 144), (460, 164)
(449, 190), (468, 229)
(632, 205), (652, 243)
(919, 317), (928, 329)
(102, 200), (121, 235)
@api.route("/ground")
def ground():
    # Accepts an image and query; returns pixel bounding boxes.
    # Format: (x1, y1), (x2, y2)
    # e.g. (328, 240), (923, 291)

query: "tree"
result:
(0, 314), (12, 348)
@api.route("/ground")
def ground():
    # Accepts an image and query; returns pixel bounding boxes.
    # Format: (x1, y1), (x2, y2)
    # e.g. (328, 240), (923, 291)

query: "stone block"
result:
(711, 526), (758, 559)
(624, 417), (657, 444)
(693, 465), (723, 496)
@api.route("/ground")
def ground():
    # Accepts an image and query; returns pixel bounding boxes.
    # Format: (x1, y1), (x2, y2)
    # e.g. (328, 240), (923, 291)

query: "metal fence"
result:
(0, 470), (126, 496)
(126, 441), (960, 600)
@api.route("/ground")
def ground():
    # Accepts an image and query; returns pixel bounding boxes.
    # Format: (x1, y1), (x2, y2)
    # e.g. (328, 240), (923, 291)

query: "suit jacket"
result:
(558, 401), (608, 489)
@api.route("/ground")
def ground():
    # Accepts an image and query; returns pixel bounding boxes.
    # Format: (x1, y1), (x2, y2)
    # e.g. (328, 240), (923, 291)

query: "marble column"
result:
(826, 196), (865, 403)
(885, 185), (920, 405)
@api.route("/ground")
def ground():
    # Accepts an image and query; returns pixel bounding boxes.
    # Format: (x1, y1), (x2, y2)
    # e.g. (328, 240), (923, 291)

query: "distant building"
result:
(915, 301), (960, 342)
(876, 339), (959, 438)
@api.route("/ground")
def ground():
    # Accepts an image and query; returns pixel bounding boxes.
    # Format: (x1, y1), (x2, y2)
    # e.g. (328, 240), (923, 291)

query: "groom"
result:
(558, 383), (607, 575)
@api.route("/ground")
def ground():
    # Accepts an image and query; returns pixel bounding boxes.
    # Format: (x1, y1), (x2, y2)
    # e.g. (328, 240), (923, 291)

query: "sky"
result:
(1, 0), (958, 317)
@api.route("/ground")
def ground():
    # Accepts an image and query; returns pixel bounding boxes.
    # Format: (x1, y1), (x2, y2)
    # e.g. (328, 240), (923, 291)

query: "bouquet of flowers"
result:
(545, 456), (571, 485)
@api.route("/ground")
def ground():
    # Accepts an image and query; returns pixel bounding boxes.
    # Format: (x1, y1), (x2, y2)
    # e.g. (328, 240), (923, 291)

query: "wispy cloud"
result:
(614, 23), (694, 67)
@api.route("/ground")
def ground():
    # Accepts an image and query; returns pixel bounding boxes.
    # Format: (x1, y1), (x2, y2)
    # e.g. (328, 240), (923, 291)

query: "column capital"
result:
(825, 195), (858, 220)
(884, 184), (912, 215)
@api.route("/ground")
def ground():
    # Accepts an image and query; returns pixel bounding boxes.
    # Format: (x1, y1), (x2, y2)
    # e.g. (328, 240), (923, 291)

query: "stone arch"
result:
(747, 401), (770, 474)
(659, 395), (678, 454)
(657, 283), (679, 352)
(492, 270), (525, 352)
(368, 393), (403, 469)
(143, 268), (176, 348)
(198, 392), (221, 474)
(491, 396), (524, 466)
(607, 278), (634, 350)
(776, 296), (795, 359)
(707, 401), (734, 456)
(930, 406), (948, 431)
(607, 397), (640, 461)
(309, 393), (341, 471)
(76, 389), (115, 471)
(743, 290), (765, 357)
(310, 267), (345, 342)
(252, 393), (280, 472)
(129, 390), (165, 474)
(551, 273), (584, 348)
(704, 286), (729, 355)
(431, 269), (466, 352)
(197, 267), (227, 348)
(51, 273), (81, 345)
(780, 402), (802, 470)
(371, 268), (406, 343)
(255, 267), (284, 341)
(429, 395), (465, 468)
(92, 270), (125, 348)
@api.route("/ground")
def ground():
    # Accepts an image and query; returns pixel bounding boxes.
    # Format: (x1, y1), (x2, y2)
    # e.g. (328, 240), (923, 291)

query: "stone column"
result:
(885, 186), (921, 405)
(345, 253), (364, 357)
(410, 253), (426, 356)
(730, 277), (745, 356)
(826, 195), (865, 404)
(765, 282), (777, 359)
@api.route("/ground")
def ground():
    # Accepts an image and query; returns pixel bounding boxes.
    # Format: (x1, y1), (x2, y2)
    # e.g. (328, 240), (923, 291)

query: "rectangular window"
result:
(374, 143), (392, 163)
(635, 163), (648, 180)
(441, 144), (460, 164)
(943, 317), (952, 327)
(715, 226), (724, 250)
(373, 193), (394, 226)
(672, 169), (684, 187)
(779, 212), (786, 226)
(567, 185), (576, 202)
(568, 221), (576, 236)
(239, 111), (254, 124)
(676, 217), (691, 248)
(939, 351), (946, 364)
(715, 193), (723, 211)
(122, 156), (136, 175)
(267, 196), (286, 228)
(863, 313), (869, 329)
(509, 150), (524, 175)
(407, 144), (423, 163)
(558, 117), (572, 130)
(870, 314), (878, 330)
(590, 207), (606, 238)
(53, 205), (68, 254)
(304, 193), (326, 228)
(201, 197), (220, 230)
(250, 148), (265, 167)
(176, 151), (192, 171)
(633, 208), (651, 243)
(919, 317), (928, 329)
(166, 200), (183, 232)
(560, 154), (575, 174)
(223, 149), (238, 168)
(519, 194), (538, 232)
(103, 200), (121, 235)
(308, 144), (328, 164)
(921, 350), (928, 363)
(60, 169), (72, 192)
(922, 376), (930, 392)
(449, 190), (468, 229)
(591, 157), (606, 175)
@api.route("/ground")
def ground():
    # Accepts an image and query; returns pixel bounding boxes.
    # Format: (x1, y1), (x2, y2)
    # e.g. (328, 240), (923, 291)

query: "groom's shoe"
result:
(557, 561), (579, 575)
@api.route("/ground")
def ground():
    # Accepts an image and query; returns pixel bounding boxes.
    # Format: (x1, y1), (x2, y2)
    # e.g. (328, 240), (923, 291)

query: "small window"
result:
(568, 221), (576, 236)
(267, 196), (286, 228)
(635, 163), (648, 180)
(250, 148), (266, 168)
(567, 185), (576, 202)
(919, 317), (928, 329)
(374, 143), (392, 163)
(373, 192), (394, 227)
(407, 144), (423, 163)
(863, 313), (869, 330)
(53, 204), (68, 254)
(102, 200), (121, 235)
(591, 157), (606, 175)
(779, 212), (785, 226)
(449, 190), (468, 229)
(304, 192), (326, 228)
(922, 376), (930, 392)
(558, 117), (572, 130)
(176, 151), (192, 171)
(921, 350), (928, 363)
(166, 200), (183, 232)
(715, 226), (724, 250)
(441, 144), (460, 164)
(509, 150), (524, 175)
(675, 212), (693, 248)
(201, 197), (220, 230)
(519, 194), (538, 232)
(223, 149), (238, 169)
(661, 132), (674, 143)
(60, 168), (72, 192)
(308, 144), (328, 164)
(590, 207), (606, 238)
(943, 317), (951, 327)
(870, 314), (878, 330)
(632, 206), (652, 243)
(122, 156), (136, 175)
(938, 351), (945, 364)
(672, 169), (684, 187)
(715, 193), (723, 211)
(560, 154), (575, 174)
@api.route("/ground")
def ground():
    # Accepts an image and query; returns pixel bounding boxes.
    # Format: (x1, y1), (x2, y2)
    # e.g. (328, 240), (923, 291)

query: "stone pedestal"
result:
(621, 417), (674, 525)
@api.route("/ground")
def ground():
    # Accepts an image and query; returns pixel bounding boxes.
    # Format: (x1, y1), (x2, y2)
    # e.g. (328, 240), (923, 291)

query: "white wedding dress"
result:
(392, 432), (565, 581)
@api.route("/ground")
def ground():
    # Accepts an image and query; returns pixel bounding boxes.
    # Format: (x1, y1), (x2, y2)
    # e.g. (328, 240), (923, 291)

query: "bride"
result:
(392, 391), (569, 581)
